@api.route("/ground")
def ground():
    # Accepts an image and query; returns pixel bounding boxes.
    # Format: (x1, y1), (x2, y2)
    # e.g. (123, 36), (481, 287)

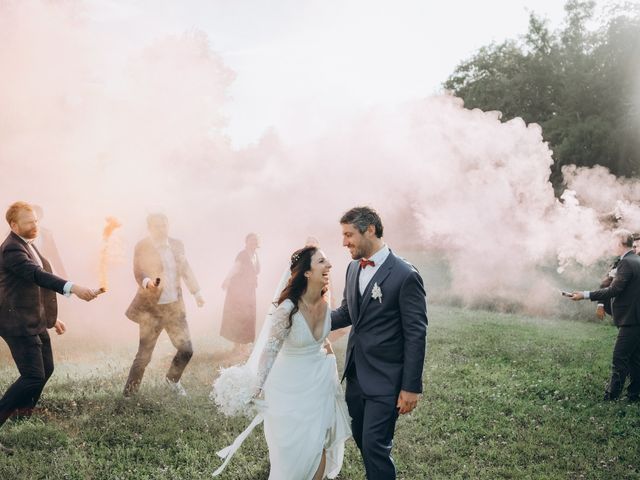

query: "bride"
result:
(212, 246), (351, 479)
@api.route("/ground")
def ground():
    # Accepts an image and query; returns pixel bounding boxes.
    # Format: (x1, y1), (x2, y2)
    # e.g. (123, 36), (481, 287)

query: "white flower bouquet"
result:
(210, 364), (259, 418)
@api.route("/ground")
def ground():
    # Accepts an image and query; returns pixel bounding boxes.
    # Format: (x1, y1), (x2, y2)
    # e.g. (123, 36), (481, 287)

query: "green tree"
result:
(444, 1), (640, 190)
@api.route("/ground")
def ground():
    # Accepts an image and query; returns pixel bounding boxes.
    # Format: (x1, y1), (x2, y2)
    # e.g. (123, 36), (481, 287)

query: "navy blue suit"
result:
(332, 250), (428, 479)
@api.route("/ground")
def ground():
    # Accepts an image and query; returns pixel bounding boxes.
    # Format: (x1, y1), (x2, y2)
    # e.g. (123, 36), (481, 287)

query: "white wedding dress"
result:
(214, 298), (351, 479)
(256, 299), (351, 479)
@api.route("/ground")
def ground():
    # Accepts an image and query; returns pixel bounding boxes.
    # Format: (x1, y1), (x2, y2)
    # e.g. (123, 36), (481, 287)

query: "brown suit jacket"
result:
(125, 237), (200, 323)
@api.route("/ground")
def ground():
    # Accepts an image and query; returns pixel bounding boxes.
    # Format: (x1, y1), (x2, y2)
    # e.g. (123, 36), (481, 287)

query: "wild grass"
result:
(0, 305), (638, 479)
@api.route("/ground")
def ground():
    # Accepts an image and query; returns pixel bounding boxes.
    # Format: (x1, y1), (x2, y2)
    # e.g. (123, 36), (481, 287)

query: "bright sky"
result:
(90, 0), (579, 146)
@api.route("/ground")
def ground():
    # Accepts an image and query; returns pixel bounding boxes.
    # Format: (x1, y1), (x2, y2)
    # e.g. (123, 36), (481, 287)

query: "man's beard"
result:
(351, 245), (368, 260)
(20, 228), (38, 240)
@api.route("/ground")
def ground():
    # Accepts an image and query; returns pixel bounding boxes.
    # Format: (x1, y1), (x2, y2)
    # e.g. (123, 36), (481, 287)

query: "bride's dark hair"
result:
(276, 246), (318, 328)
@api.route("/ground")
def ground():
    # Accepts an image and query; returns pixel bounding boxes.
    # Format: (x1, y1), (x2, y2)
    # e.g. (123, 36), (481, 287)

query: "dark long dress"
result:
(220, 249), (260, 344)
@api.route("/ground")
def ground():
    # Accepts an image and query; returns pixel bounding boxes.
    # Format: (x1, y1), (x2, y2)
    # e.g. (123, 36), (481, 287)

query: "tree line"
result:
(444, 0), (640, 191)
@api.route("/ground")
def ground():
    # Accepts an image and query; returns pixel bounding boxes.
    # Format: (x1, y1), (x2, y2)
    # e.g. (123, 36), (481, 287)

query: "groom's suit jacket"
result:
(0, 232), (66, 336)
(331, 250), (428, 396)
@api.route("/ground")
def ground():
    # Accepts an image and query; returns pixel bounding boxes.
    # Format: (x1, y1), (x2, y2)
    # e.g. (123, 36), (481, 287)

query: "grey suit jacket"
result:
(331, 250), (428, 396)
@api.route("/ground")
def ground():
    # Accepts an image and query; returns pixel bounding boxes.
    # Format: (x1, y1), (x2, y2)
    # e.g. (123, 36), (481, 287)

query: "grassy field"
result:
(0, 305), (639, 479)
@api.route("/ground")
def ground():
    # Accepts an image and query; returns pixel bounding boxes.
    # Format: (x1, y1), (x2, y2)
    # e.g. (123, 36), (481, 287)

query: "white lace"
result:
(255, 300), (293, 390)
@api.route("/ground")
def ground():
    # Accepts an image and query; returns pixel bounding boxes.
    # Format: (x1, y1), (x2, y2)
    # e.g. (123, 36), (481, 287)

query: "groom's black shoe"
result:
(0, 442), (15, 455)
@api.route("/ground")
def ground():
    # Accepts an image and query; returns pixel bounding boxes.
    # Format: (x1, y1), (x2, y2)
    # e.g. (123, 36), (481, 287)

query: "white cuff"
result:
(583, 291), (590, 299)
(142, 277), (151, 288)
(63, 282), (73, 297)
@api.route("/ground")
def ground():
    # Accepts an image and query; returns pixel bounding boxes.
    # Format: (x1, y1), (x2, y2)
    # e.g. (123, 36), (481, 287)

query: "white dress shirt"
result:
(142, 238), (202, 304)
(154, 239), (179, 305)
(359, 244), (390, 296)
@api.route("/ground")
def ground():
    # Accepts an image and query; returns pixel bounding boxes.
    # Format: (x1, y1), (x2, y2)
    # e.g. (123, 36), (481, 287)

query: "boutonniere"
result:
(371, 283), (383, 303)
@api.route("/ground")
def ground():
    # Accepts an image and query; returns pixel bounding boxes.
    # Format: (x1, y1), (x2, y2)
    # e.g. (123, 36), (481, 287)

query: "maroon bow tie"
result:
(359, 259), (375, 269)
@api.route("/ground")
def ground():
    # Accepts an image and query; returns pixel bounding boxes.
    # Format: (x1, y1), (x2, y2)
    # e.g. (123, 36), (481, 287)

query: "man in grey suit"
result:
(0, 201), (97, 454)
(123, 213), (204, 397)
(331, 206), (428, 480)
(571, 229), (640, 402)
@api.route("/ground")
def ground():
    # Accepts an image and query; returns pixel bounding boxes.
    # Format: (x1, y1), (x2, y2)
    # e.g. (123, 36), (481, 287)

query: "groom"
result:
(331, 206), (428, 479)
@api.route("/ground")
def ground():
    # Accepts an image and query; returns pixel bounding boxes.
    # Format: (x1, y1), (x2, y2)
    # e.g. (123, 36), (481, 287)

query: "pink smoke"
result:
(1, 1), (639, 346)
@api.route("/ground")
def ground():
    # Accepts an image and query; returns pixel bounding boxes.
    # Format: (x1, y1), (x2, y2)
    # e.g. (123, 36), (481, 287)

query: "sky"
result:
(87, 0), (573, 146)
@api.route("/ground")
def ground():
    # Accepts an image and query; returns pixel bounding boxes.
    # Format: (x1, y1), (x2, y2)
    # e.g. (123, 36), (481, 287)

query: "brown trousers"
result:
(123, 302), (193, 396)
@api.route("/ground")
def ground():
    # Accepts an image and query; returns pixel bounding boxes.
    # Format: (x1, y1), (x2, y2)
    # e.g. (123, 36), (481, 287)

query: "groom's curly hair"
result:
(276, 246), (324, 328)
(340, 206), (383, 238)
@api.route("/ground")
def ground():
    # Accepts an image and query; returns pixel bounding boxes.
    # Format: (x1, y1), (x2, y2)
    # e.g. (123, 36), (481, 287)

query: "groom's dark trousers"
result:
(0, 232), (67, 428)
(345, 365), (399, 479)
(332, 251), (428, 480)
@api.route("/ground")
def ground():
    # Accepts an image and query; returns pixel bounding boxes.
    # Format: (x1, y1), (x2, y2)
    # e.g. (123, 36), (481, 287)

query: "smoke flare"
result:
(99, 216), (122, 291)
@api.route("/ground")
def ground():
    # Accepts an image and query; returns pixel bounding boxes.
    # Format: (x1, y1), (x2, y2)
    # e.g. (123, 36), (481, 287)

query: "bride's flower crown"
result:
(290, 252), (302, 269)
(290, 246), (317, 271)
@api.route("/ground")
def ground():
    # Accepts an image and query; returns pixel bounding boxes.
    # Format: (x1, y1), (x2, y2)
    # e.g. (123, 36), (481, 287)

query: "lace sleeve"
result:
(255, 300), (293, 392)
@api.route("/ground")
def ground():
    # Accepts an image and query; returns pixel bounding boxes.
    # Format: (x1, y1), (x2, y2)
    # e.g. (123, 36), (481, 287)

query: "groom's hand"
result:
(397, 390), (419, 415)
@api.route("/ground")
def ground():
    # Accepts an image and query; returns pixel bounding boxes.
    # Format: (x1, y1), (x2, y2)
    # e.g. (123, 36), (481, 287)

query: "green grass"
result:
(1, 306), (639, 479)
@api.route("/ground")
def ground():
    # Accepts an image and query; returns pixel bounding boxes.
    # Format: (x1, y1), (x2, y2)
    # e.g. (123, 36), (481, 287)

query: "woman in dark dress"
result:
(220, 233), (260, 354)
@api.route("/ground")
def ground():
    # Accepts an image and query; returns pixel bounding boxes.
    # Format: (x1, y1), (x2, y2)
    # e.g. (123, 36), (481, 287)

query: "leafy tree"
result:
(444, 1), (640, 191)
